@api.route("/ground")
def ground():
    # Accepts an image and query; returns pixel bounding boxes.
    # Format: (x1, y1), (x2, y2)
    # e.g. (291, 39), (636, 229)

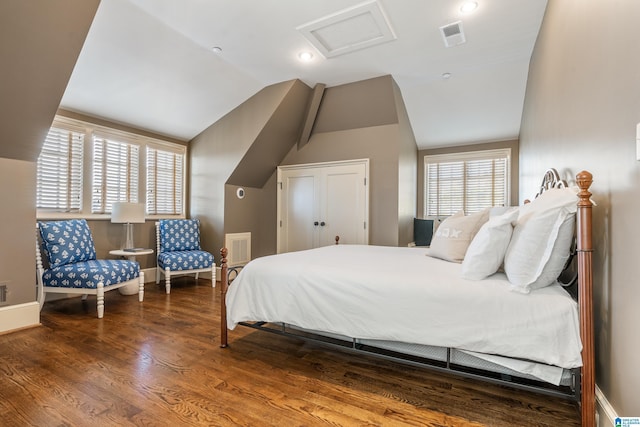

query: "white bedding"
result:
(226, 244), (583, 369)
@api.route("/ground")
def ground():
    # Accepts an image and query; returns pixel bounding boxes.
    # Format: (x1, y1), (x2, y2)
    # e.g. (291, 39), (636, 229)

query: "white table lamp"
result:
(111, 202), (146, 250)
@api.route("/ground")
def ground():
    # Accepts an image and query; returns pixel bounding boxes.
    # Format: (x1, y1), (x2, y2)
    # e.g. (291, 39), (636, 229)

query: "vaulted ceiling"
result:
(60, 0), (547, 149)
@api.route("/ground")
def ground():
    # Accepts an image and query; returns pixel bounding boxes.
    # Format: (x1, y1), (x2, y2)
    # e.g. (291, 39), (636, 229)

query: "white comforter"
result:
(226, 245), (582, 369)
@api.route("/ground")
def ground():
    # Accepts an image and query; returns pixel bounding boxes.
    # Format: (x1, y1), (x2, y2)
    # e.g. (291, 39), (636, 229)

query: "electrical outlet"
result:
(0, 283), (7, 304)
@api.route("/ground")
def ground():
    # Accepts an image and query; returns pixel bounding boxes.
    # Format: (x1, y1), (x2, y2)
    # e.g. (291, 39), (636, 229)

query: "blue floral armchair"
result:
(36, 219), (144, 318)
(155, 219), (215, 294)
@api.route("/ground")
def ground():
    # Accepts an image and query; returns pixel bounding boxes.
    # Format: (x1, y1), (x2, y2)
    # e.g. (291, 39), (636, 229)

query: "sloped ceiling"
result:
(0, 0), (99, 161)
(60, 0), (548, 149)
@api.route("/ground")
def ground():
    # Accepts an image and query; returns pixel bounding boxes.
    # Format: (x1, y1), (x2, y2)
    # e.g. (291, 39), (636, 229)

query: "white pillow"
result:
(428, 209), (490, 263)
(504, 187), (578, 293)
(461, 208), (518, 280)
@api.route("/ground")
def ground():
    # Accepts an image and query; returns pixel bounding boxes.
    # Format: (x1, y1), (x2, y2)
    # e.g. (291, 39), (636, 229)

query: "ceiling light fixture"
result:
(211, 46), (222, 53)
(442, 72), (452, 80)
(460, 1), (478, 14)
(298, 51), (314, 62)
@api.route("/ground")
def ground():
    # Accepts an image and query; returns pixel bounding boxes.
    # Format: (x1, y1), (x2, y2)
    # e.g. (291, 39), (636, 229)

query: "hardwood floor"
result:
(0, 278), (580, 426)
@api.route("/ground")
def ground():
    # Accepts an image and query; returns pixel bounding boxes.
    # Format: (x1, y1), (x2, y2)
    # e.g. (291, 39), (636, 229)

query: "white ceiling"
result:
(60, 0), (547, 149)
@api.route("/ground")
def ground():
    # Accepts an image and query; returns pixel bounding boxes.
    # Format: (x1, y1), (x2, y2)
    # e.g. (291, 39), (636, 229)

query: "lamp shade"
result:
(111, 202), (145, 224)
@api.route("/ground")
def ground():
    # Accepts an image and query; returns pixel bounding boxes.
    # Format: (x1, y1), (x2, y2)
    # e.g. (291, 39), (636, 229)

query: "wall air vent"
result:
(440, 21), (466, 48)
(0, 284), (6, 304)
(224, 232), (251, 267)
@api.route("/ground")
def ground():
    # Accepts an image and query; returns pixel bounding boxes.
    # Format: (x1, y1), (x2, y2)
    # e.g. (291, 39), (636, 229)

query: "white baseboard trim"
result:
(596, 384), (617, 427)
(0, 301), (40, 334)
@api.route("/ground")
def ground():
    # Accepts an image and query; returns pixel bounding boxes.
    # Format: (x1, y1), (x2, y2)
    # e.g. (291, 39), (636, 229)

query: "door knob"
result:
(320, 221), (326, 226)
(313, 221), (319, 226)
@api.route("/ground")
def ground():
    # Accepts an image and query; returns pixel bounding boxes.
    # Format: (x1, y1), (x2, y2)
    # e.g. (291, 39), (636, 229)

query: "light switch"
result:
(637, 123), (640, 160)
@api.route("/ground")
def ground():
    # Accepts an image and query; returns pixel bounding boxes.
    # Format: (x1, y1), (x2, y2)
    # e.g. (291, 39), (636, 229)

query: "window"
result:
(36, 116), (186, 219)
(424, 148), (510, 217)
(146, 145), (184, 215)
(36, 126), (84, 212)
(91, 135), (140, 214)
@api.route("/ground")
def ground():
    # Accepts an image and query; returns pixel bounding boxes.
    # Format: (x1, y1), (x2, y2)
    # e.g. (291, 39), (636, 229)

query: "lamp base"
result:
(121, 223), (135, 250)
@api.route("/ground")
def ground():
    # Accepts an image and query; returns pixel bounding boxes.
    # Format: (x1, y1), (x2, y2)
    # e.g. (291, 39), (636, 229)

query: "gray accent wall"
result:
(0, 159), (36, 306)
(0, 0), (99, 308)
(281, 75), (417, 247)
(519, 0), (640, 418)
(190, 80), (311, 258)
(192, 74), (418, 259)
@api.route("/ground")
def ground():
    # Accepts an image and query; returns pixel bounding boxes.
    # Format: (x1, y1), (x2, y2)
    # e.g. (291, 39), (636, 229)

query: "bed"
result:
(219, 169), (595, 427)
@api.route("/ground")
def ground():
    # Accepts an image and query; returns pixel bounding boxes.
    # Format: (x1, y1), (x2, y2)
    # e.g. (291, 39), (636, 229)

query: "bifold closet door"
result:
(318, 163), (367, 247)
(279, 168), (319, 253)
(278, 160), (368, 253)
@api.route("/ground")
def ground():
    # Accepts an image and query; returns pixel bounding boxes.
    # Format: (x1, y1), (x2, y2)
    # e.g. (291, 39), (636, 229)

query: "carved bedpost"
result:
(576, 171), (595, 427)
(220, 247), (229, 348)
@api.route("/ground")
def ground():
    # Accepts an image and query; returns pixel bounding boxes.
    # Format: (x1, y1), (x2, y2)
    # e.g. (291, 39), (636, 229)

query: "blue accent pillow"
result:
(414, 218), (435, 247)
(159, 219), (202, 253)
(38, 219), (97, 267)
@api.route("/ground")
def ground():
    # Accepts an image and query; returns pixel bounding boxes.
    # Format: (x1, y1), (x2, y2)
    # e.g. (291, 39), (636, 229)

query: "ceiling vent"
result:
(440, 21), (466, 48)
(297, 0), (396, 58)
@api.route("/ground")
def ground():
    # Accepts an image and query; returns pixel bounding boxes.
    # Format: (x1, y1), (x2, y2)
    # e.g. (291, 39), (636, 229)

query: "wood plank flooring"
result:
(0, 277), (581, 426)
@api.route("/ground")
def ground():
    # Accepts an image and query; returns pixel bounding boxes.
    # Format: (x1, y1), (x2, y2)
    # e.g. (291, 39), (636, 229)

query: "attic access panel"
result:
(296, 0), (396, 58)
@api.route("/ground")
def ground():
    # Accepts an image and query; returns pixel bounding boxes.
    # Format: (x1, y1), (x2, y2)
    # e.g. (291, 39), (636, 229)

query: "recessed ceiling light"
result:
(211, 46), (222, 53)
(460, 1), (478, 14)
(298, 51), (314, 62)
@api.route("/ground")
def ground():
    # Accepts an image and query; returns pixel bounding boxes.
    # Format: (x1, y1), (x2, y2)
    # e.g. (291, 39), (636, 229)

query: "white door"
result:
(319, 163), (367, 247)
(280, 169), (318, 252)
(277, 159), (368, 253)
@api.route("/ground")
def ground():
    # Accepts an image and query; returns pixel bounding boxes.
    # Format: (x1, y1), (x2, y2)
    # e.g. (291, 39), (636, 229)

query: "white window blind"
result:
(36, 126), (84, 212)
(92, 135), (140, 214)
(424, 149), (510, 217)
(146, 146), (184, 215)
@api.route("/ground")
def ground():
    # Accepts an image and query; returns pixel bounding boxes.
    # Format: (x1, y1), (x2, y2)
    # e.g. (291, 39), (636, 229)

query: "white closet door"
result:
(319, 163), (366, 247)
(280, 169), (319, 253)
(278, 159), (368, 253)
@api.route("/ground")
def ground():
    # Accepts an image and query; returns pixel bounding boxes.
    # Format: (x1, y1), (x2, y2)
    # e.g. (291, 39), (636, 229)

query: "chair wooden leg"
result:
(165, 268), (171, 294)
(138, 272), (145, 302)
(156, 266), (160, 284)
(211, 264), (216, 288)
(96, 282), (105, 319)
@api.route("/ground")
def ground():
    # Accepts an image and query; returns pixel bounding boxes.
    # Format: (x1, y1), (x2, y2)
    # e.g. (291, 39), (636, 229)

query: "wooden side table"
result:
(109, 249), (154, 295)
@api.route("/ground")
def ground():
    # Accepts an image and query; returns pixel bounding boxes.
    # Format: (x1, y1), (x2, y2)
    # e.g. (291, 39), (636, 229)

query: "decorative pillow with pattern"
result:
(428, 208), (490, 263)
(38, 219), (97, 267)
(159, 219), (202, 253)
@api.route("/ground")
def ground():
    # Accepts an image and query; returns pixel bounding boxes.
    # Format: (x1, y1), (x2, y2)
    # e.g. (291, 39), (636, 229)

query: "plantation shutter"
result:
(425, 149), (510, 217)
(92, 135), (140, 214)
(146, 146), (184, 215)
(36, 127), (84, 212)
